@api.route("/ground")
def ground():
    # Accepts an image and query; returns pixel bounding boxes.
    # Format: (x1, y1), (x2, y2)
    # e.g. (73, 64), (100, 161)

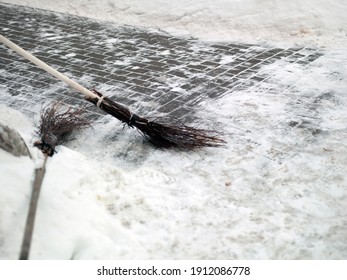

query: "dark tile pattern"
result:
(0, 3), (323, 122)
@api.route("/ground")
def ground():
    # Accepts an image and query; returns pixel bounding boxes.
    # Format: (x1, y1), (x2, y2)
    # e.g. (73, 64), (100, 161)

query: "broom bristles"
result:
(35, 102), (91, 155)
(87, 89), (226, 149)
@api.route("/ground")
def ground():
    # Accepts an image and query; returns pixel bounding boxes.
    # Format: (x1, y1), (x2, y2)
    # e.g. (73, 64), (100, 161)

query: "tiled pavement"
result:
(0, 3), (323, 123)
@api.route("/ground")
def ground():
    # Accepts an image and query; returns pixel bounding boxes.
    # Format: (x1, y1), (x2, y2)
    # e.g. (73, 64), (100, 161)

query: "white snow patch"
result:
(64, 53), (76, 58)
(220, 55), (236, 65)
(159, 50), (171, 56)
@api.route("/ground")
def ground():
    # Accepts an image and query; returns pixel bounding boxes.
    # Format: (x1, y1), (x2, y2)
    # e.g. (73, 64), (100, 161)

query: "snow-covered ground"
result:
(1, 1), (347, 259)
(3, 0), (347, 48)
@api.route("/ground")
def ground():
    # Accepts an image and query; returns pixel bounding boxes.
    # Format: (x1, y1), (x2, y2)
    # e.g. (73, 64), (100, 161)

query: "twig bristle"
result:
(35, 102), (91, 156)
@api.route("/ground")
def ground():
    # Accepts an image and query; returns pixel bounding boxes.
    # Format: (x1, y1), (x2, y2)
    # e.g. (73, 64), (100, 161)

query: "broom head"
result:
(87, 89), (226, 149)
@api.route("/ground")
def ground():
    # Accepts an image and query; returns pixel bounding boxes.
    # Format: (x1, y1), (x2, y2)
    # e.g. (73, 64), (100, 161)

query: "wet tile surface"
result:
(0, 3), (323, 122)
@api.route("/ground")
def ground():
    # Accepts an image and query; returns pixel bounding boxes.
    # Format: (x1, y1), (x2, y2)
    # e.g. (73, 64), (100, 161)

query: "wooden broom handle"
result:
(0, 34), (97, 100)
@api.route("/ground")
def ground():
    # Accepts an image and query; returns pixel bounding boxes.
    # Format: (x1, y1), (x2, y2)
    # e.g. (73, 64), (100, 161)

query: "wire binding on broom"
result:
(87, 89), (226, 149)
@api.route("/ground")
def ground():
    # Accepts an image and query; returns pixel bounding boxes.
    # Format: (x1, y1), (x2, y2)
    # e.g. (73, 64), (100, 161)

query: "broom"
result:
(0, 34), (225, 149)
(20, 102), (91, 260)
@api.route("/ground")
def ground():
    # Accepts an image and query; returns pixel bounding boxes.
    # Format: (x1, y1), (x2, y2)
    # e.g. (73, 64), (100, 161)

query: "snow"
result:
(0, 149), (34, 259)
(1, 48), (347, 259)
(3, 0), (347, 48)
(1, 0), (347, 260)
